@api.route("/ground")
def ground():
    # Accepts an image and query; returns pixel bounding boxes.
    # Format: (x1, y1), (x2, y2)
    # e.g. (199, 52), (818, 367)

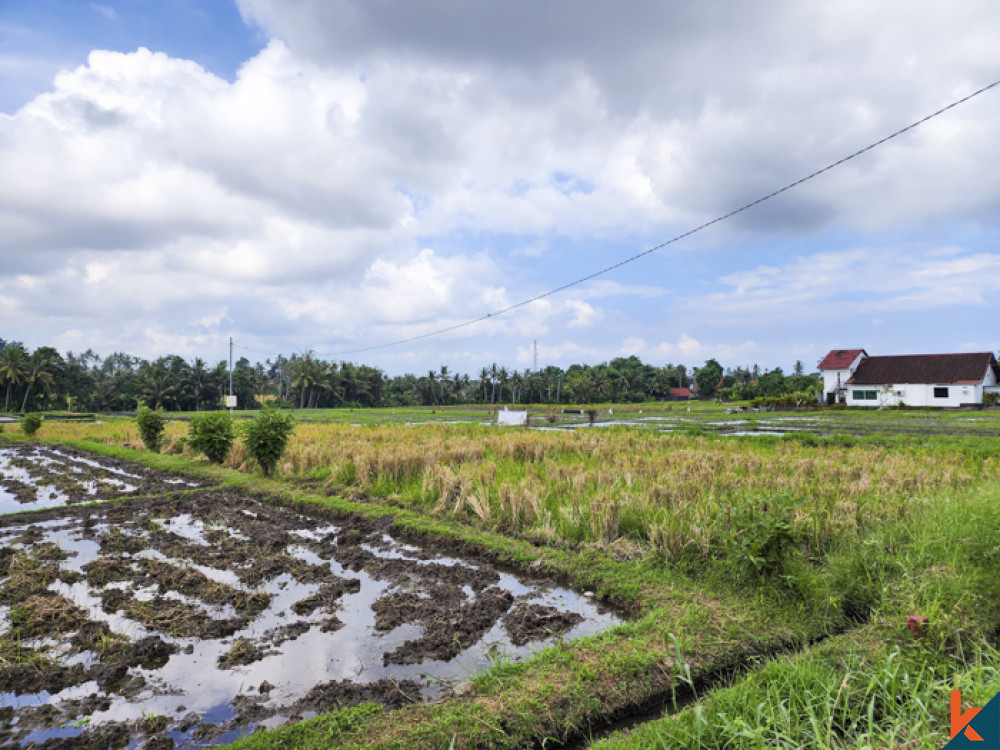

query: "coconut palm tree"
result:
(291, 351), (322, 408)
(513, 371), (528, 403)
(425, 370), (439, 405)
(188, 358), (209, 411)
(498, 366), (509, 404)
(0, 345), (27, 413)
(20, 349), (55, 413)
(489, 363), (499, 404)
(478, 367), (490, 403)
(438, 365), (450, 405)
(138, 367), (175, 410)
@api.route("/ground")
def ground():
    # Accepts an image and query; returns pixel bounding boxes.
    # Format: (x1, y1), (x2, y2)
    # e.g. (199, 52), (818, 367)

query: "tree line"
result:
(0, 338), (820, 412)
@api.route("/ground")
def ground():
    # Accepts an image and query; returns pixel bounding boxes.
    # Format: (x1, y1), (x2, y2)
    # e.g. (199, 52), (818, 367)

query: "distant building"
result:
(669, 387), (693, 401)
(818, 349), (867, 404)
(818, 349), (1000, 407)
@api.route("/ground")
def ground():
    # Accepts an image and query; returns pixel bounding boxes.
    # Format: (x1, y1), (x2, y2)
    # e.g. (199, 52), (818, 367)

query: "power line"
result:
(260, 79), (1000, 360)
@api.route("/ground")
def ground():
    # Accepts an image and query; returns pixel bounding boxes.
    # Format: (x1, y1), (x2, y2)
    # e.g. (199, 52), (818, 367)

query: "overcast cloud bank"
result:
(2, 1), (998, 373)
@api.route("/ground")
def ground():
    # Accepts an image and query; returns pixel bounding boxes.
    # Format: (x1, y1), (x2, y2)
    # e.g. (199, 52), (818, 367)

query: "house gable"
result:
(818, 349), (867, 370)
(818, 348), (868, 402)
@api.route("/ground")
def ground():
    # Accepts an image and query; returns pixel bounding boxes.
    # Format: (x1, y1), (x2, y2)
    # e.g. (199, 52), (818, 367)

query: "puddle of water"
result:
(0, 491), (620, 747)
(726, 431), (788, 437)
(0, 444), (204, 515)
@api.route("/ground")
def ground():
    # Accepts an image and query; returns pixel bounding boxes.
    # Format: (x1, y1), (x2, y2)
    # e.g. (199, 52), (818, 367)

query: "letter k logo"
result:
(946, 689), (1000, 749)
(953, 691), (983, 741)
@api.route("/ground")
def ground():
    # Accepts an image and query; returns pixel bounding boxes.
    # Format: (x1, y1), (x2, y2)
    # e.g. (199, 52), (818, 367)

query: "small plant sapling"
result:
(241, 406), (295, 477)
(135, 406), (167, 453)
(187, 411), (235, 464)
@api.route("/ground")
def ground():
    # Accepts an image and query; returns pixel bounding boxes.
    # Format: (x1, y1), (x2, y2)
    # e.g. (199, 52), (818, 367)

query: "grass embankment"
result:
(592, 476), (1000, 749)
(5, 414), (1000, 748)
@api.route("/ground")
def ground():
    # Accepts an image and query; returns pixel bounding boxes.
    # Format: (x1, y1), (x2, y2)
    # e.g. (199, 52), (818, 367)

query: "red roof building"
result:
(818, 349), (999, 407)
(817, 349), (867, 370)
(818, 348), (868, 404)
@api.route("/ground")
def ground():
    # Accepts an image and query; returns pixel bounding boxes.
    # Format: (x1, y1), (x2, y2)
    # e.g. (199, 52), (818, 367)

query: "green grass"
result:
(590, 635), (1000, 750)
(591, 479), (1000, 748)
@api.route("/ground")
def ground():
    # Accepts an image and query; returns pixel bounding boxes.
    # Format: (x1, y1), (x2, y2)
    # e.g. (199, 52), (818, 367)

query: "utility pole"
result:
(228, 337), (234, 414)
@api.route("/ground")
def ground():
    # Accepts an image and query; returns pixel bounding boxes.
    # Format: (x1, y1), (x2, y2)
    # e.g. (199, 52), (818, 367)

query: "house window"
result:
(852, 390), (878, 401)
(933, 387), (949, 399)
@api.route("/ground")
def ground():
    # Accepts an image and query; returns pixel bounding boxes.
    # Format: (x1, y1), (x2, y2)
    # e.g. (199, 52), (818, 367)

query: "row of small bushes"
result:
(136, 406), (295, 477)
(748, 392), (818, 408)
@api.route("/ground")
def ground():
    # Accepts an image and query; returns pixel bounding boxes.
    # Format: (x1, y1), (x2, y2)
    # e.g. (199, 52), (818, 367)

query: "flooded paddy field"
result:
(0, 487), (618, 748)
(0, 443), (207, 515)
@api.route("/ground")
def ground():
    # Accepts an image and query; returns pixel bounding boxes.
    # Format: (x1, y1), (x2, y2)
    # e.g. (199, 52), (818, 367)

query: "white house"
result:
(818, 349), (1000, 407)
(817, 349), (867, 404)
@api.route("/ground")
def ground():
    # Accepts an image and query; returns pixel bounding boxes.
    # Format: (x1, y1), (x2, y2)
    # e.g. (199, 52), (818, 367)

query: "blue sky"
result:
(1, 0), (999, 376)
(0, 1), (262, 111)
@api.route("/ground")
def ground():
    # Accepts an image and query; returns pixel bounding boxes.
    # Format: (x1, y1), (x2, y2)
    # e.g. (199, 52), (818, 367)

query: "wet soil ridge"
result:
(0, 443), (208, 514)
(0, 487), (616, 747)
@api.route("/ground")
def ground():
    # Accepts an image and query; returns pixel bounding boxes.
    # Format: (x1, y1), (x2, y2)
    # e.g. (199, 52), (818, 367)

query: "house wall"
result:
(821, 354), (866, 399)
(846, 383), (983, 407)
(985, 366), (999, 398)
(822, 369), (851, 395)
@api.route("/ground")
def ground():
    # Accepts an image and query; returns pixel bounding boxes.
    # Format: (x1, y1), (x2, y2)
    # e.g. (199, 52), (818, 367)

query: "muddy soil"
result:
(0, 485), (617, 748)
(0, 443), (209, 514)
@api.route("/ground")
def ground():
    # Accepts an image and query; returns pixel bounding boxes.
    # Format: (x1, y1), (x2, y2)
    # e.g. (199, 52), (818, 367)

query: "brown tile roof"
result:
(818, 349), (866, 370)
(670, 387), (692, 398)
(846, 353), (999, 386)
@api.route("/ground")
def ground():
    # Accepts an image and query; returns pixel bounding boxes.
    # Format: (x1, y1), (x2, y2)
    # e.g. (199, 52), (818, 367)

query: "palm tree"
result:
(138, 368), (175, 410)
(478, 367), (490, 403)
(188, 358), (209, 411)
(489, 363), (499, 404)
(510, 371), (523, 404)
(291, 352), (322, 408)
(438, 365), (450, 405)
(425, 370), (439, 405)
(453, 374), (470, 404)
(0, 345), (26, 413)
(20, 349), (55, 412)
(498, 366), (509, 404)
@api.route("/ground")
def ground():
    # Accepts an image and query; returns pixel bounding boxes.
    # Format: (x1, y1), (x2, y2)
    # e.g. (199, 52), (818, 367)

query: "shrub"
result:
(984, 392), (999, 407)
(710, 498), (805, 580)
(242, 406), (295, 477)
(187, 411), (235, 464)
(135, 406), (167, 453)
(20, 413), (42, 437)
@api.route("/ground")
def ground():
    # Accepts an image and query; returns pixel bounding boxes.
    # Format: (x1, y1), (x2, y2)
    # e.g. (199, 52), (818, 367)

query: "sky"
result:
(1, 1), (999, 376)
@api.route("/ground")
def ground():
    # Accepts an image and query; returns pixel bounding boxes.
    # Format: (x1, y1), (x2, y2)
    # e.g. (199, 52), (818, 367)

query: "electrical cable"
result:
(252, 78), (1000, 360)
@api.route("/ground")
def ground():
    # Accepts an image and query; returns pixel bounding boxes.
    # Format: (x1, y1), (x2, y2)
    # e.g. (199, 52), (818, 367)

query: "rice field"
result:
(283, 424), (997, 548)
(8, 408), (1000, 749)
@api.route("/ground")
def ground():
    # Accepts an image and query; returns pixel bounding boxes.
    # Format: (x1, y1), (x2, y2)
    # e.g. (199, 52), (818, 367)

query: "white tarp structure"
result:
(496, 409), (528, 426)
